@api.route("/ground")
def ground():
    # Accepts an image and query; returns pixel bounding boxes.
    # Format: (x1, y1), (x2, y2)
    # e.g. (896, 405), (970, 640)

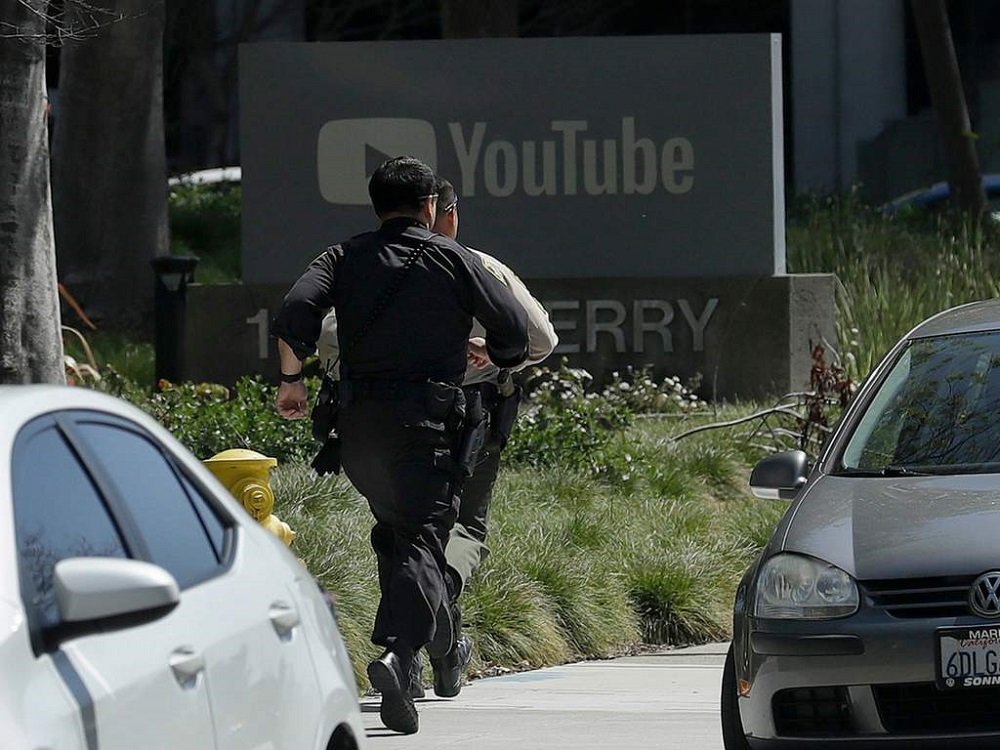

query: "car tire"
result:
(721, 642), (750, 750)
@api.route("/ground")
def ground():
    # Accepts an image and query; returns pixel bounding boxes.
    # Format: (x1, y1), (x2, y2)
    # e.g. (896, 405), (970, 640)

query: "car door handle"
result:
(169, 646), (204, 688)
(269, 601), (300, 638)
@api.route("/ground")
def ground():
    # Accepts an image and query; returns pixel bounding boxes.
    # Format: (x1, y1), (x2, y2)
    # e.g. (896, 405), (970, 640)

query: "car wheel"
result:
(721, 642), (750, 750)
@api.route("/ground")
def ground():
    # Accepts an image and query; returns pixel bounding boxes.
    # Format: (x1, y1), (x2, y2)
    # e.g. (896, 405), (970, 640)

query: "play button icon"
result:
(365, 144), (395, 178)
(317, 118), (438, 205)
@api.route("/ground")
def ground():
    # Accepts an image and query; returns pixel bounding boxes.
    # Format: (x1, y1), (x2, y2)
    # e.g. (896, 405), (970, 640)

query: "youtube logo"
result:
(317, 118), (438, 205)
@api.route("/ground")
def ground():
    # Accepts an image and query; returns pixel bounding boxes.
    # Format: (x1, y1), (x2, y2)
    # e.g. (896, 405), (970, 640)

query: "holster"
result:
(455, 387), (490, 478)
(491, 383), (522, 450)
(310, 373), (341, 442)
(310, 374), (343, 475)
(311, 435), (342, 476)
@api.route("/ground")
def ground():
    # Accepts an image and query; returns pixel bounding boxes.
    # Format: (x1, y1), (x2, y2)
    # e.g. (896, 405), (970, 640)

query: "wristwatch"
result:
(279, 372), (303, 383)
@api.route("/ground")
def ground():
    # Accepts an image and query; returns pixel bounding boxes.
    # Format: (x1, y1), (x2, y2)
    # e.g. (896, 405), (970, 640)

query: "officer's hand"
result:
(276, 381), (309, 419)
(467, 337), (491, 369)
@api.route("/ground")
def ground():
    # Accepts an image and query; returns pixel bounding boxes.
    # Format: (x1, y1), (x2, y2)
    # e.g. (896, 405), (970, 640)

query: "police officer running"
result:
(317, 176), (558, 700)
(271, 157), (529, 735)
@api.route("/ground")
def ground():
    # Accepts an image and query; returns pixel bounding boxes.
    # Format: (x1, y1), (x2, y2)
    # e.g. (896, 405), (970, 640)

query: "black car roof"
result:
(909, 298), (1000, 339)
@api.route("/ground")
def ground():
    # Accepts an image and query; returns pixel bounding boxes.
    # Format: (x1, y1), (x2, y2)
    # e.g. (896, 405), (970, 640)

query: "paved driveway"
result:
(361, 642), (727, 749)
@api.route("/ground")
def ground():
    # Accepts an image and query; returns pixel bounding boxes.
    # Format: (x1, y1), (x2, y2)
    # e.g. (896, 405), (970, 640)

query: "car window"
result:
(74, 422), (221, 588)
(841, 332), (1000, 471)
(13, 423), (128, 630)
(841, 349), (912, 468)
(179, 471), (228, 560)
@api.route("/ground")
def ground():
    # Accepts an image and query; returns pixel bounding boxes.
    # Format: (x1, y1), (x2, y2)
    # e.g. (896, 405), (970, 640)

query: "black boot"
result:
(431, 635), (473, 698)
(367, 649), (419, 734)
(426, 598), (454, 659)
(408, 649), (426, 699)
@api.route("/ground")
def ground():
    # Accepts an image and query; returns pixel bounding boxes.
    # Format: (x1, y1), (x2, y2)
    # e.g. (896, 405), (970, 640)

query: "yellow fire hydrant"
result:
(203, 448), (296, 546)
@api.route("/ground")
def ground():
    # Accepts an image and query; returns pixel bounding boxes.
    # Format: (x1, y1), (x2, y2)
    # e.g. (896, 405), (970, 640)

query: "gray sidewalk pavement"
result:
(360, 642), (728, 749)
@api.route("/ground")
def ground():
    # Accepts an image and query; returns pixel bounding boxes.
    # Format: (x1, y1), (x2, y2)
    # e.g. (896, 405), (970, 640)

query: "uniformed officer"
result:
(271, 156), (529, 735)
(317, 176), (558, 700)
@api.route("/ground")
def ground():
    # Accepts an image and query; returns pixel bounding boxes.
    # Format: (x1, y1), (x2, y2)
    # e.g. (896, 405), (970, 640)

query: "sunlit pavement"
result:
(361, 642), (728, 749)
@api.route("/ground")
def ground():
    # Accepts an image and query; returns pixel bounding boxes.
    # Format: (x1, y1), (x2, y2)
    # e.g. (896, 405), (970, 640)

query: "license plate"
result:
(937, 626), (1000, 689)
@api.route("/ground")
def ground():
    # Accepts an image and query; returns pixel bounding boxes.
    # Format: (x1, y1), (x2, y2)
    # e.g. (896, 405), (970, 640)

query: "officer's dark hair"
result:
(434, 177), (458, 212)
(368, 156), (436, 218)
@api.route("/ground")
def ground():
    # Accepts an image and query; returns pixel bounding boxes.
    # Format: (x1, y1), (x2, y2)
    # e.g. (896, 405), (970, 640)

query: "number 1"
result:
(246, 308), (269, 360)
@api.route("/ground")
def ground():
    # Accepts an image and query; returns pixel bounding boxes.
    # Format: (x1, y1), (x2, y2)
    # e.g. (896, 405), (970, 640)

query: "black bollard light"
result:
(151, 255), (199, 385)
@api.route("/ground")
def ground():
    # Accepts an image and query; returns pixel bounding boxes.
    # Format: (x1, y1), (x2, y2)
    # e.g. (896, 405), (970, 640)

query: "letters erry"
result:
(546, 298), (718, 355)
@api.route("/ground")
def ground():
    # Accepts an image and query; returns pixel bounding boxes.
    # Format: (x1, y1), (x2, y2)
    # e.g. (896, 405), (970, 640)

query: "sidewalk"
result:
(360, 642), (728, 749)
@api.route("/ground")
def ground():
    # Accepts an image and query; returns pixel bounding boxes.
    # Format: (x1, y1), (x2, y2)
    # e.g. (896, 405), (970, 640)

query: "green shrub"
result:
(518, 543), (639, 655)
(624, 546), (731, 645)
(599, 366), (704, 414)
(505, 363), (634, 477)
(123, 375), (318, 463)
(168, 182), (242, 283)
(460, 564), (572, 669)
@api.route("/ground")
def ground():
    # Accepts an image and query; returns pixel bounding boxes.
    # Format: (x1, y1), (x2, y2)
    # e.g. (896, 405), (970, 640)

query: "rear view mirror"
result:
(750, 450), (809, 500)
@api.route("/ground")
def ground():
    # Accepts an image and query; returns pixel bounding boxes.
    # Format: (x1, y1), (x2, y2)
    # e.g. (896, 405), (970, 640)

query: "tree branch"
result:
(1, 0), (148, 44)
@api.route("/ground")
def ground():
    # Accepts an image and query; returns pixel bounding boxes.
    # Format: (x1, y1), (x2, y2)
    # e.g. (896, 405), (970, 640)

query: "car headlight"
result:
(754, 553), (859, 619)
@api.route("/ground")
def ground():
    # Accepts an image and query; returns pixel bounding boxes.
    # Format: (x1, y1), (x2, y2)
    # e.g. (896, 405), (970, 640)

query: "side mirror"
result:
(749, 450), (809, 500)
(54, 557), (179, 624)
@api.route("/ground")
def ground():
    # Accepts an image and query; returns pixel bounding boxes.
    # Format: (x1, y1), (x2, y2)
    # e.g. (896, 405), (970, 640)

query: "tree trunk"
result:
(166, 0), (218, 171)
(910, 0), (986, 216)
(52, 0), (169, 328)
(0, 0), (67, 385)
(441, 0), (518, 38)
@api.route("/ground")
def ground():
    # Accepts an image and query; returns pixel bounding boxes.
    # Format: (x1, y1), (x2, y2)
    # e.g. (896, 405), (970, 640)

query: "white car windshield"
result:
(841, 331), (1000, 473)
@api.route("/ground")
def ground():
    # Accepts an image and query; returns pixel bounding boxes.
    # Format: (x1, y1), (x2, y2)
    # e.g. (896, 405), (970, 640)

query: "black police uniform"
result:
(272, 217), (529, 654)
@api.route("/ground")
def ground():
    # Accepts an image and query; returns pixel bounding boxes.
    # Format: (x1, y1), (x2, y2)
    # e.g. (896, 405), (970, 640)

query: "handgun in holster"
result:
(310, 374), (342, 475)
(455, 386), (490, 478)
(491, 369), (522, 450)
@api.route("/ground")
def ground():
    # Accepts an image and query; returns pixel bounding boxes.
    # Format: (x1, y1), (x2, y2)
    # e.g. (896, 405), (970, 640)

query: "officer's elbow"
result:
(487, 340), (529, 370)
(535, 328), (558, 360)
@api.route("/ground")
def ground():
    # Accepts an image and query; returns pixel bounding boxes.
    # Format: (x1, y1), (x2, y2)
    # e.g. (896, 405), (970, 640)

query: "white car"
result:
(0, 385), (367, 750)
(167, 166), (242, 187)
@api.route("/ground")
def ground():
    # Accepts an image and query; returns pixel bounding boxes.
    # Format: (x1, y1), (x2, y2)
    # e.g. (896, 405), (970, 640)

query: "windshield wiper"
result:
(880, 465), (933, 477)
(837, 465), (934, 477)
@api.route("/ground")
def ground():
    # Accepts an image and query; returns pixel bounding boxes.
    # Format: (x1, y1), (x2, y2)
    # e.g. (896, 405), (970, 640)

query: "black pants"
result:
(339, 396), (460, 651)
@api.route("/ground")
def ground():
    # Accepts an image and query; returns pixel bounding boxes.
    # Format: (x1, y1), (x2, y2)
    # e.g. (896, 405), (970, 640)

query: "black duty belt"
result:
(341, 379), (459, 403)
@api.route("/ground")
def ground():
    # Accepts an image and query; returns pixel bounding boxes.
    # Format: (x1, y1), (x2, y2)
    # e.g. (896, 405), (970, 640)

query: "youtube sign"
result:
(241, 37), (785, 282)
(317, 118), (438, 205)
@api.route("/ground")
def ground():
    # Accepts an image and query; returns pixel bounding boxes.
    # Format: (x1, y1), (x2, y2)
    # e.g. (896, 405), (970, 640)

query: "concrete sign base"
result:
(180, 274), (835, 402)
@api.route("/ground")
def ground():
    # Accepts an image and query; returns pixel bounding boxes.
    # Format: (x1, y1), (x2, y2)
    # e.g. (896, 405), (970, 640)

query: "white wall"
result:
(792, 0), (908, 193)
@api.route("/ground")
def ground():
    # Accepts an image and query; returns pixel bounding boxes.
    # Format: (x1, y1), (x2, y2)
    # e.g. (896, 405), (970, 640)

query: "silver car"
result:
(724, 299), (1000, 749)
